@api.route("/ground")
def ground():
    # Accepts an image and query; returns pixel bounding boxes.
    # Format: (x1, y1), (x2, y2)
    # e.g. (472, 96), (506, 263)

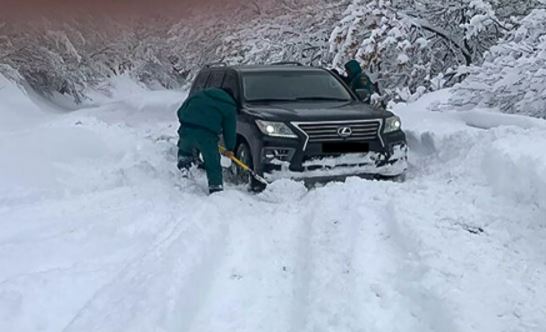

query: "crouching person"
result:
(176, 88), (237, 194)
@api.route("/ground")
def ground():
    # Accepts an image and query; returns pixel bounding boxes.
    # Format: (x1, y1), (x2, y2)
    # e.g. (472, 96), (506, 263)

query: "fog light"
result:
(265, 152), (276, 159)
(263, 148), (294, 162)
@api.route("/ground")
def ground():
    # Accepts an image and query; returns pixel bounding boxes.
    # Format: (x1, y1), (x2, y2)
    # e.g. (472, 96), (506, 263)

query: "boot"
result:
(209, 185), (224, 195)
(178, 155), (194, 178)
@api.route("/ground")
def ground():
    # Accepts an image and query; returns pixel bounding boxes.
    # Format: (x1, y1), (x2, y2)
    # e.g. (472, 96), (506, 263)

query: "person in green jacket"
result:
(177, 88), (237, 194)
(344, 60), (375, 103)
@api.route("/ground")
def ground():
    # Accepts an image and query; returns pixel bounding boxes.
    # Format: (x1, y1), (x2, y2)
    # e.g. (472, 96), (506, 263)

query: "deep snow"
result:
(1, 76), (545, 332)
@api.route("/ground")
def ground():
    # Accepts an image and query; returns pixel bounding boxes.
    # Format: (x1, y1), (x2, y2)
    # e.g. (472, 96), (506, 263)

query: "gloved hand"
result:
(222, 150), (235, 159)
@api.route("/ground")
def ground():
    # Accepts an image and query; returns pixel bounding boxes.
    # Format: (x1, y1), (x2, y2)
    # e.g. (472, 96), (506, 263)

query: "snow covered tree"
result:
(413, 0), (509, 65)
(329, 0), (445, 101)
(165, 0), (342, 82)
(450, 9), (546, 118)
(217, 1), (340, 67)
(494, 0), (544, 19)
(326, 0), (532, 102)
(1, 0), (544, 105)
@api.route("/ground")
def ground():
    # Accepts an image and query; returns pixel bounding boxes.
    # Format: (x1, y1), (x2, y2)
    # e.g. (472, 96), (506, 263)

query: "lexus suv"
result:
(189, 62), (408, 190)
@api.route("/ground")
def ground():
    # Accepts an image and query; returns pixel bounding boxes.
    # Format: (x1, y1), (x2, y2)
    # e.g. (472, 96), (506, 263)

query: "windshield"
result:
(242, 70), (353, 102)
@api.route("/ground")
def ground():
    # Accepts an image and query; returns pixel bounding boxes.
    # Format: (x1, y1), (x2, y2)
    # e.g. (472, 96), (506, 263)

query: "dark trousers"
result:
(178, 127), (223, 190)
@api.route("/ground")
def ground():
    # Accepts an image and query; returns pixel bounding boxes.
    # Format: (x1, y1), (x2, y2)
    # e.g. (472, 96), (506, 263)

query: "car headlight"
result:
(255, 120), (298, 138)
(384, 116), (402, 133)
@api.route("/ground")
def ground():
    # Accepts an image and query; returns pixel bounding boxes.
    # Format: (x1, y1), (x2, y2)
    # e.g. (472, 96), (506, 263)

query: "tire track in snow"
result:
(288, 185), (364, 332)
(287, 200), (314, 332)
(185, 187), (307, 332)
(286, 179), (459, 332)
(381, 200), (459, 332)
(61, 197), (230, 332)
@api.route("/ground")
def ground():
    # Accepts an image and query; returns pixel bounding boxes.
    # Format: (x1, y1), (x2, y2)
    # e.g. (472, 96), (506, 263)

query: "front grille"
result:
(294, 120), (381, 143)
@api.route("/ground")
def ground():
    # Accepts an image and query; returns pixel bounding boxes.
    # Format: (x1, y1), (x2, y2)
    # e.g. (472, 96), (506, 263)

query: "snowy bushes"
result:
(1, 21), (108, 103)
(215, 8), (335, 67)
(0, 19), (185, 103)
(327, 0), (515, 102)
(329, 0), (435, 102)
(166, 0), (341, 81)
(0, 0), (544, 106)
(450, 9), (546, 119)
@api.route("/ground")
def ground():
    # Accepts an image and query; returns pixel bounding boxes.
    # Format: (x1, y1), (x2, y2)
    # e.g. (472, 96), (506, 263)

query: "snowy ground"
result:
(1, 75), (545, 332)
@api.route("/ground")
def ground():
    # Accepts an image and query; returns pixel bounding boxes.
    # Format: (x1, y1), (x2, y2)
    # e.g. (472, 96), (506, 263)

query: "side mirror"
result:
(355, 89), (371, 103)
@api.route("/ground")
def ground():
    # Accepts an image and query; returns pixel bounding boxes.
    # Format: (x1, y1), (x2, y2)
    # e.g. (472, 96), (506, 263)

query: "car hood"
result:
(242, 101), (391, 122)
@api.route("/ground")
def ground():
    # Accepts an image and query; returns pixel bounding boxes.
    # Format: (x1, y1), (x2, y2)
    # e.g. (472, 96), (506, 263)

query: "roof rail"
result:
(205, 62), (227, 68)
(270, 61), (304, 66)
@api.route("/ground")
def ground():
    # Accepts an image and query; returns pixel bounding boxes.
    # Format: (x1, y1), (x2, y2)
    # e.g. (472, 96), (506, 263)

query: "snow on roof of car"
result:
(231, 65), (328, 73)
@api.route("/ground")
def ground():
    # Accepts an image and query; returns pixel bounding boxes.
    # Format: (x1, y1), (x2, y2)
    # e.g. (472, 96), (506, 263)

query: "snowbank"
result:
(0, 75), (54, 131)
(0, 75), (185, 204)
(484, 129), (546, 210)
(84, 74), (153, 105)
(395, 89), (546, 211)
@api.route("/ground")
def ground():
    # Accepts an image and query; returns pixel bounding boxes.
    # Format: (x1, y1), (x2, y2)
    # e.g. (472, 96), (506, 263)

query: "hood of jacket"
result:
(344, 60), (362, 81)
(201, 88), (236, 107)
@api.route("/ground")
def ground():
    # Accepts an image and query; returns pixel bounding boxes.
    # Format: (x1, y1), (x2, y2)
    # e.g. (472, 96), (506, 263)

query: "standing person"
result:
(176, 88), (237, 194)
(344, 60), (375, 102)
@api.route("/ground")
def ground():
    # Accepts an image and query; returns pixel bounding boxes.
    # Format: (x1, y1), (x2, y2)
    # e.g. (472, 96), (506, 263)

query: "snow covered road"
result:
(1, 78), (545, 332)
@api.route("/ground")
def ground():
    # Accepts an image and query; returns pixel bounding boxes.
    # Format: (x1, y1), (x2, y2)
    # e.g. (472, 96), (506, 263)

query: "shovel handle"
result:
(219, 146), (250, 170)
(231, 157), (251, 172)
(219, 146), (269, 186)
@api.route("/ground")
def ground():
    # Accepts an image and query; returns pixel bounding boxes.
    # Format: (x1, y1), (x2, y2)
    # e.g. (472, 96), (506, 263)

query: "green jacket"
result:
(177, 88), (237, 151)
(344, 60), (375, 100)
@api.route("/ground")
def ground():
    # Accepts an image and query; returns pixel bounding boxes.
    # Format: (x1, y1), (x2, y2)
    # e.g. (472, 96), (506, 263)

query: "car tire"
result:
(231, 142), (266, 192)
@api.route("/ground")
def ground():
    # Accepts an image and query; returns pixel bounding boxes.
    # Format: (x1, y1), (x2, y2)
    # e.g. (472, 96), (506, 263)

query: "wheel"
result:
(230, 142), (266, 192)
(231, 143), (252, 185)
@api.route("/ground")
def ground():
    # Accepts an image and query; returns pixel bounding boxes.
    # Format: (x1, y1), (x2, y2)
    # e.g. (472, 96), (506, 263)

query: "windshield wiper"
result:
(247, 97), (351, 103)
(294, 97), (351, 102)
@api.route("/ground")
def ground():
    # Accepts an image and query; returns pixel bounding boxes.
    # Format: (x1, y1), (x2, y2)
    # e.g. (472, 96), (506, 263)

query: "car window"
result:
(222, 72), (240, 102)
(242, 71), (353, 102)
(207, 70), (225, 88)
(190, 70), (210, 96)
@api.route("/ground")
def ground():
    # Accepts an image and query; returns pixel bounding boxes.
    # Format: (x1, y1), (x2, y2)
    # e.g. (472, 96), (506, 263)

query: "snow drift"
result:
(1, 80), (545, 332)
(398, 90), (546, 211)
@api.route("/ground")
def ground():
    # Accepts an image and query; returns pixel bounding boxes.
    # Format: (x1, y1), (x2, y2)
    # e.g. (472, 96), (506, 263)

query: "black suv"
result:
(189, 63), (408, 190)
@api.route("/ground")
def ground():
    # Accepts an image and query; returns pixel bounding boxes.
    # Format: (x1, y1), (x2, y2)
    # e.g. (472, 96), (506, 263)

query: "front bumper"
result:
(256, 130), (408, 182)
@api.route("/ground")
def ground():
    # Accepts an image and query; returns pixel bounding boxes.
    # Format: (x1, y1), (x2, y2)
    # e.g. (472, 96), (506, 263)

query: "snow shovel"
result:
(219, 146), (269, 186)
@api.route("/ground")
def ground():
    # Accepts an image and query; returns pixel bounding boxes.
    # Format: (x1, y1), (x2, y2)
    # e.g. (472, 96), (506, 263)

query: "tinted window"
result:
(242, 71), (353, 102)
(190, 70), (210, 95)
(207, 70), (225, 88)
(222, 72), (240, 102)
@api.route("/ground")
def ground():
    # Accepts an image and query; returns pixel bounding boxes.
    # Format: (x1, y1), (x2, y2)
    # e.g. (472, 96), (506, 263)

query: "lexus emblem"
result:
(337, 126), (353, 138)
